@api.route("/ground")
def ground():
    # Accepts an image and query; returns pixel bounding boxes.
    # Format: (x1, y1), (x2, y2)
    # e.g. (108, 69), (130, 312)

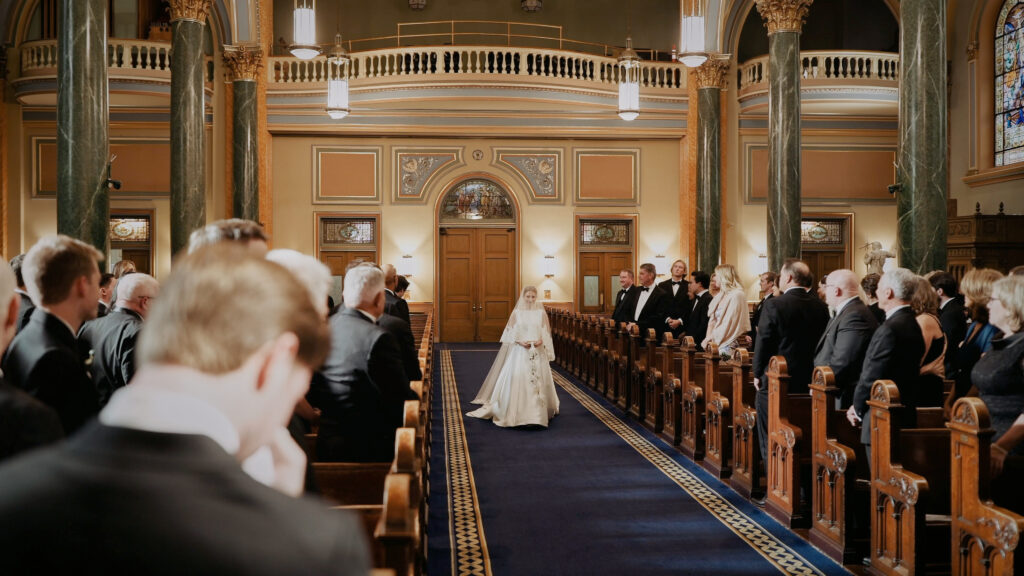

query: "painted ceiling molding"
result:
(392, 147), (464, 204)
(494, 148), (563, 204)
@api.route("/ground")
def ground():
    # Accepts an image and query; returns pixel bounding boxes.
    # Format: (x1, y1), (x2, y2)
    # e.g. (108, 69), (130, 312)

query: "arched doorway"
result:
(436, 176), (519, 342)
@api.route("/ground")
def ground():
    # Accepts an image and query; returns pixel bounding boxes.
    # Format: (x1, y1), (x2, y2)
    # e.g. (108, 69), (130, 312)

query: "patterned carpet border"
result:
(441, 349), (492, 576)
(551, 370), (833, 576)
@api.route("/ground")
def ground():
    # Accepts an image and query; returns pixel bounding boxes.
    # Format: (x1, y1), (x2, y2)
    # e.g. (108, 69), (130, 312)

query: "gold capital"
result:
(966, 41), (978, 61)
(754, 0), (813, 35)
(692, 58), (730, 90)
(168, 0), (212, 23)
(223, 45), (264, 82)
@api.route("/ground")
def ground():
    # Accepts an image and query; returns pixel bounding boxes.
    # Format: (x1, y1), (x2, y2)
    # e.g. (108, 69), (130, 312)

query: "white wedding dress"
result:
(466, 300), (559, 428)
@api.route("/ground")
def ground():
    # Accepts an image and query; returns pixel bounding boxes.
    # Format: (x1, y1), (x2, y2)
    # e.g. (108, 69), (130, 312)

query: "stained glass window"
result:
(579, 220), (632, 247)
(321, 218), (376, 248)
(108, 217), (150, 243)
(439, 179), (515, 223)
(800, 219), (843, 246)
(997, 1), (1024, 166)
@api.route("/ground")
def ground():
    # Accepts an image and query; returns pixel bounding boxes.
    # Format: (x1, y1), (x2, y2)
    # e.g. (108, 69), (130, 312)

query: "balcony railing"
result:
(19, 38), (214, 84)
(737, 50), (899, 98)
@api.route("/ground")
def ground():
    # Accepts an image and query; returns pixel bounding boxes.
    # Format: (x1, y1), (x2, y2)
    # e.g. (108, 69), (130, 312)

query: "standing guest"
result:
(368, 265), (421, 381)
(97, 273), (117, 318)
(702, 264), (751, 357)
(749, 271), (778, 348)
(309, 265), (416, 462)
(395, 275), (411, 300)
(752, 259), (830, 478)
(951, 268), (1004, 399)
(2, 235), (101, 434)
(861, 273), (886, 325)
(187, 218), (269, 255)
(912, 277), (947, 407)
(625, 263), (671, 341)
(111, 259), (136, 279)
(382, 264), (411, 326)
(931, 271), (967, 376)
(685, 271), (713, 348)
(9, 254), (34, 333)
(78, 273), (160, 408)
(813, 269), (878, 409)
(848, 268), (926, 461)
(612, 269), (639, 325)
(0, 259), (63, 462)
(658, 259), (693, 338)
(0, 246), (370, 574)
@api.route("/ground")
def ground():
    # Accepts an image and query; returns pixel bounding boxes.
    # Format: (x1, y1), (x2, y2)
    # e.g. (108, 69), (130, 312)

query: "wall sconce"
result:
(543, 255), (556, 277)
(398, 254), (417, 277)
(521, 0), (543, 12)
(653, 254), (668, 276)
(757, 253), (768, 273)
(409, 0), (426, 8)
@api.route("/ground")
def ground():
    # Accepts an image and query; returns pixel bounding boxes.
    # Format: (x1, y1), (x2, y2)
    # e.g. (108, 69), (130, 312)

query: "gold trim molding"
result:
(754, 0), (813, 35)
(168, 0), (212, 23)
(223, 45), (264, 82)
(692, 58), (731, 90)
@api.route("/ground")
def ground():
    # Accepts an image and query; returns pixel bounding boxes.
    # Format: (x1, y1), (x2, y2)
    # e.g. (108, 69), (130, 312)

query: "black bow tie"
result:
(640, 286), (649, 292)
(671, 281), (683, 286)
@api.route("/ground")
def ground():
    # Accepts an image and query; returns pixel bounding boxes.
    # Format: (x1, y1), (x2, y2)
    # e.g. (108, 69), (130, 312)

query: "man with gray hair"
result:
(187, 219), (269, 255)
(308, 264), (415, 462)
(848, 267), (926, 456)
(382, 263), (411, 326)
(78, 273), (160, 407)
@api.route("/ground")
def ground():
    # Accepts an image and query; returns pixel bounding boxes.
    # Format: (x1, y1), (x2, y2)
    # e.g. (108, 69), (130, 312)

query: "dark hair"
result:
(396, 275), (410, 293)
(620, 269), (634, 279)
(9, 254), (25, 288)
(100, 272), (116, 289)
(783, 258), (814, 288)
(691, 271), (711, 290)
(760, 271), (778, 285)
(639, 262), (656, 276)
(929, 272), (958, 298)
(861, 273), (881, 299)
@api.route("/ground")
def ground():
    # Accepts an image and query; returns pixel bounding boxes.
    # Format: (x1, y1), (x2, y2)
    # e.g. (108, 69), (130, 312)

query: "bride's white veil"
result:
(471, 286), (555, 404)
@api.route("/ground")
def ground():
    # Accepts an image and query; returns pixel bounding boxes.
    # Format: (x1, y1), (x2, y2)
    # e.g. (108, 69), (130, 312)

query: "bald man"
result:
(813, 269), (878, 409)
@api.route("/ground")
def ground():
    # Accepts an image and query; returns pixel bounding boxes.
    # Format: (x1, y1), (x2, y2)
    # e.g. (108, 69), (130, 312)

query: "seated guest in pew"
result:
(658, 259), (692, 338)
(972, 275), (1024, 512)
(912, 277), (947, 408)
(309, 265), (416, 462)
(813, 269), (878, 409)
(753, 259), (830, 471)
(96, 273), (116, 318)
(187, 218), (269, 255)
(749, 271), (778, 350)
(626, 263), (671, 341)
(930, 272), (967, 376)
(861, 273), (887, 326)
(383, 264), (412, 327)
(685, 271), (713, 348)
(702, 264), (751, 358)
(0, 258), (63, 462)
(848, 268), (926, 464)
(78, 273), (160, 408)
(0, 246), (370, 574)
(2, 235), (102, 435)
(951, 268), (1004, 400)
(9, 254), (34, 333)
(612, 269), (639, 325)
(395, 275), (410, 300)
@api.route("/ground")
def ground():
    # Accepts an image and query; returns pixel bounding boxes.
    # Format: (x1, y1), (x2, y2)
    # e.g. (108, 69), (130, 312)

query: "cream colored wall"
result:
(271, 136), (682, 305)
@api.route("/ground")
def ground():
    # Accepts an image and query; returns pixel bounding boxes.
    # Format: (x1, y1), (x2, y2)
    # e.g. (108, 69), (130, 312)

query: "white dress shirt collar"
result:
(885, 304), (911, 320)
(835, 296), (858, 315)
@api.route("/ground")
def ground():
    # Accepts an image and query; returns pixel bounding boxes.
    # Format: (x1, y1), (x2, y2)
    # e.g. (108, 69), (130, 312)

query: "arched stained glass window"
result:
(997, 1), (1024, 166)
(439, 179), (515, 224)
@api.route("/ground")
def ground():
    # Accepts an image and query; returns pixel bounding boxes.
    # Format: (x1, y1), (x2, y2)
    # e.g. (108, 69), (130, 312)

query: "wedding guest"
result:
(702, 264), (750, 356)
(749, 271), (777, 348)
(658, 259), (693, 338)
(187, 218), (269, 255)
(111, 259), (136, 278)
(813, 269), (878, 409)
(685, 271), (713, 348)
(8, 254), (34, 333)
(951, 268), (1004, 399)
(97, 273), (116, 318)
(861, 273), (886, 325)
(912, 277), (946, 407)
(366, 265), (421, 381)
(396, 275), (411, 299)
(612, 269), (639, 325)
(626, 263), (671, 341)
(931, 272), (967, 375)
(383, 264), (411, 326)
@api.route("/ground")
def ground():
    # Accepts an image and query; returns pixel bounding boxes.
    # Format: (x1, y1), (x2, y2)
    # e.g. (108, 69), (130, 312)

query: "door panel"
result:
(439, 228), (517, 342)
(319, 251), (377, 276)
(441, 230), (476, 341)
(578, 252), (633, 314)
(478, 229), (516, 342)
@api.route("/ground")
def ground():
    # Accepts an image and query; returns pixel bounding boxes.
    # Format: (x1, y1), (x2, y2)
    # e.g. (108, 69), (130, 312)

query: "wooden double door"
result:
(439, 228), (516, 342)
(578, 252), (633, 315)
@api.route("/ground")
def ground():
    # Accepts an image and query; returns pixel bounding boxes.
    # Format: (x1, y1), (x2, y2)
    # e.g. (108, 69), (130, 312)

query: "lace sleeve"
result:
(540, 309), (555, 362)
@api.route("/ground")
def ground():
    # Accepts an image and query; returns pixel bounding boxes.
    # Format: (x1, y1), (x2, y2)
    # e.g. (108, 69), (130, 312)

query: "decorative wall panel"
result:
(313, 146), (382, 204)
(495, 148), (562, 203)
(745, 145), (896, 203)
(574, 149), (640, 205)
(35, 138), (171, 197)
(392, 147), (463, 203)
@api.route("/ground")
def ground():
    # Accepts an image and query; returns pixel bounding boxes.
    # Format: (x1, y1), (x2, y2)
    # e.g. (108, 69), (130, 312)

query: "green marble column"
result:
(224, 45), (263, 222)
(693, 58), (730, 273)
(170, 0), (211, 256)
(756, 0), (812, 273)
(897, 0), (947, 273)
(57, 0), (109, 257)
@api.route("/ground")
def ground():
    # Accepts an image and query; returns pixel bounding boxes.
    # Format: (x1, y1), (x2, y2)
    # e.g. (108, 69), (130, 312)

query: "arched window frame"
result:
(996, 0), (1024, 167)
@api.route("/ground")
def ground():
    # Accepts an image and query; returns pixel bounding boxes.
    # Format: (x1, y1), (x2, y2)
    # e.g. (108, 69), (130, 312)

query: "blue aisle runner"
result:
(428, 344), (850, 576)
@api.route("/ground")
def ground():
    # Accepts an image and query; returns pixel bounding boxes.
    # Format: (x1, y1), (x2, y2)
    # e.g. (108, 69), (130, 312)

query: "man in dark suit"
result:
(78, 273), (160, 408)
(848, 268), (926, 458)
(309, 265), (417, 462)
(0, 246), (370, 574)
(813, 269), (878, 409)
(749, 271), (777, 348)
(930, 272), (966, 375)
(383, 264), (412, 326)
(612, 269), (639, 325)
(0, 258), (63, 463)
(9, 254), (34, 333)
(626, 263), (671, 341)
(97, 273), (116, 318)
(3, 235), (102, 434)
(753, 259), (830, 473)
(658, 259), (693, 338)
(378, 314), (423, 382)
(685, 271), (713, 348)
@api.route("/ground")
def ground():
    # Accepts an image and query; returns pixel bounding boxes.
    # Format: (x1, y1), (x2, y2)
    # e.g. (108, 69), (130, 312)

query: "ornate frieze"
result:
(222, 45), (264, 82)
(168, 0), (212, 23)
(692, 58), (731, 90)
(754, 0), (814, 34)
(496, 149), (562, 203)
(392, 148), (463, 203)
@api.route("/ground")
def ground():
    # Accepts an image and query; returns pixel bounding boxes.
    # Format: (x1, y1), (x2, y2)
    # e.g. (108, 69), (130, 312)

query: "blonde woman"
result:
(703, 264), (751, 357)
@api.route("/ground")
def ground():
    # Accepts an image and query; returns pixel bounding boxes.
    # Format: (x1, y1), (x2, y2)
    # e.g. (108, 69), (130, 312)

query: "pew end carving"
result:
(680, 336), (707, 461)
(766, 356), (813, 528)
(730, 348), (761, 498)
(703, 343), (735, 479)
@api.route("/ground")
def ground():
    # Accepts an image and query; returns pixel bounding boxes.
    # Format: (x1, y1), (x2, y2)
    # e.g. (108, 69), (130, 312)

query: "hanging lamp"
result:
(326, 33), (350, 119)
(678, 0), (707, 67)
(290, 0), (320, 60)
(617, 36), (641, 121)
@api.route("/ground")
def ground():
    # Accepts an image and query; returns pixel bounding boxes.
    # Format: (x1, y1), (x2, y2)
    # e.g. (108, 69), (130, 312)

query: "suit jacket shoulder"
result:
(0, 379), (63, 462)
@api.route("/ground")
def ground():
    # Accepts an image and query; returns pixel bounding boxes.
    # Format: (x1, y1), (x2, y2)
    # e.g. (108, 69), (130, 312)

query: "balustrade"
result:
(737, 50), (899, 95)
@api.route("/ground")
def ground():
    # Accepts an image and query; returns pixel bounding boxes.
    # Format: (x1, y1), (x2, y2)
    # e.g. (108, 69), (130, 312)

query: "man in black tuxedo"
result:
(612, 269), (639, 324)
(0, 258), (63, 463)
(930, 272), (966, 375)
(383, 264), (412, 326)
(3, 235), (102, 434)
(749, 271), (777, 348)
(97, 273), (116, 318)
(813, 269), (878, 409)
(685, 271), (713, 348)
(0, 246), (370, 574)
(658, 259), (693, 338)
(753, 259), (830, 470)
(378, 314), (423, 382)
(78, 273), (160, 408)
(626, 263), (671, 341)
(848, 268), (926, 457)
(309, 265), (417, 462)
(9, 254), (34, 333)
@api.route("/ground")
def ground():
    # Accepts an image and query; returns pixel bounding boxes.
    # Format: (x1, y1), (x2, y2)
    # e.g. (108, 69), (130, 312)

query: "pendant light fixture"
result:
(326, 33), (350, 119)
(290, 0), (320, 60)
(678, 0), (707, 67)
(617, 1), (641, 121)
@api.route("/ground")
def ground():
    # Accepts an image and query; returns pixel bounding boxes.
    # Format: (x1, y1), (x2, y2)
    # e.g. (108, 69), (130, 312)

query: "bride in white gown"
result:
(466, 286), (560, 427)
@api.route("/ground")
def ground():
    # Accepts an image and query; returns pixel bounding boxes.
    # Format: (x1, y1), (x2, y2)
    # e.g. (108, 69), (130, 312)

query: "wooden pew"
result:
(596, 319), (614, 396)
(627, 325), (647, 419)
(616, 324), (635, 411)
(680, 336), (707, 461)
(868, 380), (952, 575)
(949, 397), (1024, 575)
(582, 315), (597, 387)
(642, 328), (666, 431)
(589, 315), (605, 390)
(808, 366), (870, 564)
(729, 349), (760, 498)
(374, 473), (421, 576)
(765, 356), (813, 528)
(657, 333), (683, 446)
(606, 321), (627, 402)
(702, 343), (736, 479)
